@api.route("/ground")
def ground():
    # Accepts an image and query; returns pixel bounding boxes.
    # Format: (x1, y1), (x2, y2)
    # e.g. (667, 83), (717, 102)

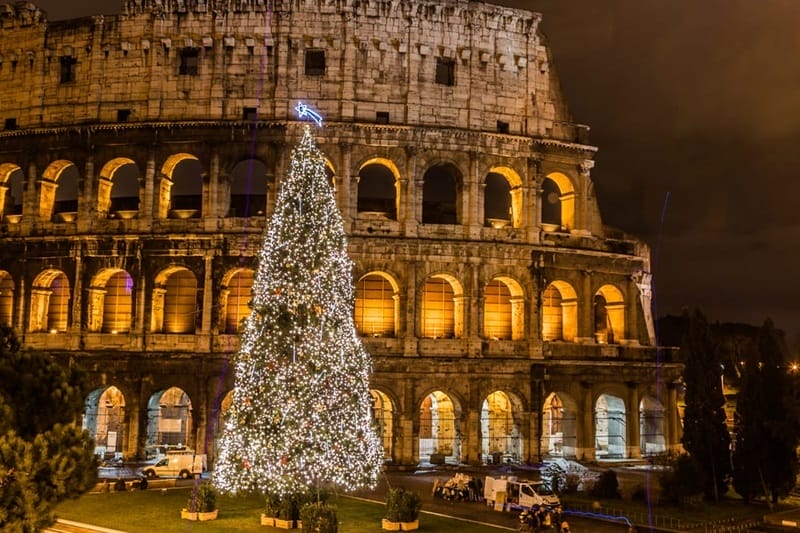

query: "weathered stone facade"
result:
(0, 0), (682, 467)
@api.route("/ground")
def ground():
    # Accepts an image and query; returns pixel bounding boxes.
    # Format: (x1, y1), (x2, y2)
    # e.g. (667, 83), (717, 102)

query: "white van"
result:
(484, 476), (561, 511)
(141, 452), (206, 479)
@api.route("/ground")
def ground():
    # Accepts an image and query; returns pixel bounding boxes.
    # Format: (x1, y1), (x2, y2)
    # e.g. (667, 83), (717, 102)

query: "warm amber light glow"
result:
(355, 274), (396, 337)
(421, 277), (455, 338)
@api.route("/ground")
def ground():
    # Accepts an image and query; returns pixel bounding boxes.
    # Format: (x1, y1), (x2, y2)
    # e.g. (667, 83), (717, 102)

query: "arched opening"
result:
(541, 281), (578, 342)
(595, 393), (626, 459)
(147, 386), (192, 448)
(422, 163), (460, 224)
(419, 390), (459, 464)
(83, 386), (126, 459)
(640, 395), (666, 456)
(480, 391), (521, 464)
(0, 270), (14, 326)
(483, 172), (511, 228)
(594, 284), (625, 344)
(0, 163), (23, 221)
(87, 268), (134, 333)
(48, 162), (79, 222)
(161, 154), (202, 219)
(110, 162), (140, 216)
(541, 392), (578, 458)
(151, 267), (198, 333)
(483, 277), (524, 341)
(229, 159), (268, 218)
(29, 269), (70, 333)
(355, 272), (398, 337)
(541, 172), (575, 231)
(421, 274), (463, 339)
(222, 268), (254, 333)
(358, 162), (397, 220)
(370, 389), (394, 461)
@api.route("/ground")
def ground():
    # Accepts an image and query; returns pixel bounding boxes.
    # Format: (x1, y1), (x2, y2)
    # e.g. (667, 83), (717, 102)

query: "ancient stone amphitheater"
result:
(0, 0), (681, 466)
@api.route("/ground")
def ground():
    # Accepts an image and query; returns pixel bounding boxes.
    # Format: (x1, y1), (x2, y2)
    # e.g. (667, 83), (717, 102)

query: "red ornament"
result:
(281, 455), (288, 465)
(243, 459), (251, 470)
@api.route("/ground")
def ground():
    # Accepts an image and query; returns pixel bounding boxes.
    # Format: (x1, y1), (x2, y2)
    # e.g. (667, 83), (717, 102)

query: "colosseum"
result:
(0, 0), (682, 467)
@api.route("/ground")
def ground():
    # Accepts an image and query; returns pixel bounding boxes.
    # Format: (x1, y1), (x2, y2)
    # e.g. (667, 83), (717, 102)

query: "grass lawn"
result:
(55, 488), (508, 533)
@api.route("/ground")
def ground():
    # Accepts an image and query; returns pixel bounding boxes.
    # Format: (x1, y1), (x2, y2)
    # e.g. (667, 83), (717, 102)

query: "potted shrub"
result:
(397, 489), (422, 531)
(382, 487), (402, 531)
(299, 501), (337, 533)
(261, 493), (281, 527)
(181, 481), (218, 521)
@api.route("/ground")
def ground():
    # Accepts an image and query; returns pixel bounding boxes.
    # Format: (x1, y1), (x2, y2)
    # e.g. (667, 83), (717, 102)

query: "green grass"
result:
(55, 488), (506, 533)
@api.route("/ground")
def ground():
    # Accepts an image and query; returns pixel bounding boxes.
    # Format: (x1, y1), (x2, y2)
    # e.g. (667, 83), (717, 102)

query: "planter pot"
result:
(400, 520), (419, 531)
(180, 509), (198, 521)
(198, 509), (218, 521)
(274, 518), (294, 529)
(261, 514), (275, 527)
(382, 518), (401, 531)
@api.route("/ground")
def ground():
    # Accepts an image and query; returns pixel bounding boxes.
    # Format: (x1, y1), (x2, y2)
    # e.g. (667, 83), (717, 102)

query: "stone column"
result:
(579, 271), (593, 342)
(626, 383), (641, 459)
(403, 147), (418, 237)
(577, 383), (595, 461)
(70, 242), (83, 334)
(626, 276), (639, 344)
(200, 252), (214, 334)
(142, 150), (156, 222)
(667, 383), (682, 454)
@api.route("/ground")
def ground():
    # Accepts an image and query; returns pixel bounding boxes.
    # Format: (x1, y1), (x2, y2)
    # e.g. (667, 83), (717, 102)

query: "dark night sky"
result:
(32, 0), (800, 345)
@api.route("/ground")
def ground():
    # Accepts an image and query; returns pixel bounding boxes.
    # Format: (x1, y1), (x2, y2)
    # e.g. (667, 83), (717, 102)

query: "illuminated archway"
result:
(422, 163), (461, 224)
(541, 392), (578, 458)
(421, 274), (464, 339)
(483, 276), (524, 340)
(220, 268), (254, 333)
(87, 268), (133, 333)
(159, 153), (202, 219)
(0, 270), (14, 327)
(40, 160), (79, 222)
(595, 393), (626, 459)
(640, 395), (666, 456)
(0, 163), (23, 220)
(355, 272), (399, 337)
(480, 391), (522, 464)
(594, 284), (625, 344)
(484, 166), (523, 229)
(358, 159), (400, 220)
(83, 386), (126, 459)
(419, 390), (460, 464)
(29, 269), (70, 333)
(151, 267), (198, 333)
(542, 172), (575, 231)
(146, 386), (192, 447)
(97, 157), (140, 218)
(371, 389), (394, 460)
(541, 281), (578, 341)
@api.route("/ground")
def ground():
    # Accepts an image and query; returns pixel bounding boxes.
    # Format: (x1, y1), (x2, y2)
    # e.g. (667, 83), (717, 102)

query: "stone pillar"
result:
(403, 147), (419, 237)
(626, 383), (641, 459)
(200, 252), (214, 334)
(577, 160), (594, 234)
(70, 243), (83, 334)
(124, 395), (140, 461)
(205, 150), (219, 218)
(577, 383), (595, 461)
(142, 150), (156, 221)
(626, 276), (639, 344)
(463, 408), (481, 466)
(338, 144), (353, 228)
(667, 383), (682, 454)
(579, 271), (593, 342)
(403, 263), (418, 356)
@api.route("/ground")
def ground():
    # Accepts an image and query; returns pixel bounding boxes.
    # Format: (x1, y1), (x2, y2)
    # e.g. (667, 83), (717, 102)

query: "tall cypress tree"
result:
(732, 319), (798, 505)
(213, 125), (383, 498)
(680, 308), (731, 502)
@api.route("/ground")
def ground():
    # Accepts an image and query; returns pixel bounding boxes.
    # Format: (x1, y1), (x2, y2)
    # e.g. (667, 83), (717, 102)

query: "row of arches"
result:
(0, 267), (626, 342)
(0, 153), (575, 231)
(83, 385), (665, 463)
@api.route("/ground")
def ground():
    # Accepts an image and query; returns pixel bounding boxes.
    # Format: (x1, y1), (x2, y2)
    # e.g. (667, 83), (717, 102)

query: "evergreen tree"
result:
(680, 308), (731, 502)
(214, 125), (383, 498)
(732, 319), (799, 505)
(0, 326), (97, 532)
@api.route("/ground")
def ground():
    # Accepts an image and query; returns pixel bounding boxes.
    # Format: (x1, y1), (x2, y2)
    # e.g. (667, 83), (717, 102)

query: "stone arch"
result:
(483, 275), (525, 340)
(541, 391), (579, 458)
(146, 386), (193, 448)
(594, 284), (625, 344)
(83, 385), (126, 459)
(595, 392), (626, 459)
(29, 269), (70, 333)
(420, 273), (464, 339)
(541, 171), (576, 231)
(484, 166), (523, 229)
(357, 158), (400, 220)
(371, 389), (395, 461)
(542, 280), (578, 342)
(422, 162), (462, 224)
(40, 160), (79, 222)
(228, 158), (268, 218)
(220, 267), (255, 334)
(0, 163), (23, 221)
(86, 268), (134, 333)
(97, 157), (140, 218)
(355, 271), (400, 337)
(0, 270), (14, 327)
(151, 266), (198, 333)
(159, 153), (202, 219)
(640, 394), (666, 456)
(480, 390), (524, 464)
(418, 389), (462, 465)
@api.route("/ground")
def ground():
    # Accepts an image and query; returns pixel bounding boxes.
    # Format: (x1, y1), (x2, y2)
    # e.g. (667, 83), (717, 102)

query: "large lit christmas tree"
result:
(214, 113), (383, 497)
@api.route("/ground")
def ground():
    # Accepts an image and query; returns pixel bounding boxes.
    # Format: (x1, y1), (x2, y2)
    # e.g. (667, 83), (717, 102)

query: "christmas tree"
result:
(213, 119), (383, 497)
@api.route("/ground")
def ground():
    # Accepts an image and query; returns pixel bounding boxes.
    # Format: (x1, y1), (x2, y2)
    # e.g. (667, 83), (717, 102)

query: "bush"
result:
(186, 481), (217, 512)
(299, 502), (338, 533)
(384, 488), (402, 522)
(385, 487), (422, 523)
(659, 453), (704, 504)
(590, 469), (620, 499)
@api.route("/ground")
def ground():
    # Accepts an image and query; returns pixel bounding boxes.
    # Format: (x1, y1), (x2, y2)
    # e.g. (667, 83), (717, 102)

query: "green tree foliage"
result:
(0, 326), (97, 532)
(732, 319), (799, 505)
(680, 308), (731, 502)
(658, 453), (705, 504)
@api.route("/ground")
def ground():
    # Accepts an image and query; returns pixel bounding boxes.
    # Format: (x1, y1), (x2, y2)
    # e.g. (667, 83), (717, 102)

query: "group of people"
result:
(432, 473), (483, 502)
(519, 505), (569, 532)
